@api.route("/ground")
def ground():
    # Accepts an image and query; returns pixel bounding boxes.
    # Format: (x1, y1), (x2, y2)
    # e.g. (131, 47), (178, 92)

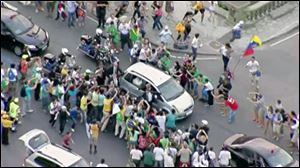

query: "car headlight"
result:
(172, 106), (180, 113)
(26, 44), (37, 50)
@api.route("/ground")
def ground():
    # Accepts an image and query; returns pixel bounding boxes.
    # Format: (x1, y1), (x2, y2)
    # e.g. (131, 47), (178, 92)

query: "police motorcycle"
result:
(42, 48), (78, 80)
(77, 28), (113, 66)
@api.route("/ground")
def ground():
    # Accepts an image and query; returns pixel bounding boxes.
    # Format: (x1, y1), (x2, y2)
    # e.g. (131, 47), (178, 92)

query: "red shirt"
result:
(225, 96), (238, 110)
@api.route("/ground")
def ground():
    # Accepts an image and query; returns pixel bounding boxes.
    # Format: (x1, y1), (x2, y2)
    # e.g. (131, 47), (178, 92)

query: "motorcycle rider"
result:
(94, 28), (107, 46)
(58, 48), (71, 66)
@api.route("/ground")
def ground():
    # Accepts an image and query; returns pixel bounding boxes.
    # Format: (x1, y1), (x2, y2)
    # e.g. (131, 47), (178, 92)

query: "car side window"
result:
(124, 73), (134, 83)
(132, 77), (146, 90)
(34, 156), (60, 167)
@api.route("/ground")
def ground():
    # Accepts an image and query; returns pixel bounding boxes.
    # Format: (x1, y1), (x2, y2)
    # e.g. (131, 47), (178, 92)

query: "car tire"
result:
(14, 45), (23, 56)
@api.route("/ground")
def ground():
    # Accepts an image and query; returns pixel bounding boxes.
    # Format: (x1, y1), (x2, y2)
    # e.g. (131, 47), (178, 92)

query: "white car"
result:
(19, 129), (89, 167)
(119, 62), (194, 119)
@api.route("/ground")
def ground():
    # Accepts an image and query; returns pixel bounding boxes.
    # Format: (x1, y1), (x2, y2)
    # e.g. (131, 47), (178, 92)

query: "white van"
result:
(119, 62), (194, 119)
(19, 129), (89, 167)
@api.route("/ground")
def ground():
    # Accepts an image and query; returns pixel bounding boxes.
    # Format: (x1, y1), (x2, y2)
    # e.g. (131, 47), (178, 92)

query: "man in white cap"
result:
(159, 26), (174, 47)
(130, 44), (140, 64)
(230, 20), (244, 42)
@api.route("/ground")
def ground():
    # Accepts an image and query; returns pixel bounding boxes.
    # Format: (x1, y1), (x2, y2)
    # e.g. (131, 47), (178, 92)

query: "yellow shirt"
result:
(80, 96), (88, 111)
(1, 118), (13, 128)
(103, 98), (113, 113)
(194, 1), (204, 10)
(61, 68), (68, 76)
(90, 123), (100, 138)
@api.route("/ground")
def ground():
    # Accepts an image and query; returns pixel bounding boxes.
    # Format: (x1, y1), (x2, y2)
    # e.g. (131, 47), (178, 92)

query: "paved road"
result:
(1, 2), (299, 167)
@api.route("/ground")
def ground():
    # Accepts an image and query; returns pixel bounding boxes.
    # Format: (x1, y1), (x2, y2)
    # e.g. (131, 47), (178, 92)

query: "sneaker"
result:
(35, 9), (39, 13)
(204, 104), (209, 107)
(28, 109), (34, 113)
(71, 129), (75, 132)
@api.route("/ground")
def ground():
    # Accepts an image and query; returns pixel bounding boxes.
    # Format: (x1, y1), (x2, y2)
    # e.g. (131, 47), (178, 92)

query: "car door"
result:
(120, 72), (145, 97)
(19, 129), (51, 154)
(229, 147), (251, 167)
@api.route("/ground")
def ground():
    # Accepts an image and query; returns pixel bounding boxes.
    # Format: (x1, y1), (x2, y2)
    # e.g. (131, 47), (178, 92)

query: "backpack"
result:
(8, 69), (16, 81)
(20, 86), (26, 97)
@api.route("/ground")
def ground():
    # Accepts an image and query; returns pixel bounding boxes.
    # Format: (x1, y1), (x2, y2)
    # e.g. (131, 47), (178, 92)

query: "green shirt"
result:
(143, 150), (154, 166)
(166, 113), (176, 129)
(129, 130), (140, 142)
(160, 138), (170, 149)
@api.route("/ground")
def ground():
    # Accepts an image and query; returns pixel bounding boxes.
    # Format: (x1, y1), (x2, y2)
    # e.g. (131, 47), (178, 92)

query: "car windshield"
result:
(70, 158), (89, 167)
(158, 79), (184, 101)
(266, 148), (294, 167)
(5, 14), (33, 35)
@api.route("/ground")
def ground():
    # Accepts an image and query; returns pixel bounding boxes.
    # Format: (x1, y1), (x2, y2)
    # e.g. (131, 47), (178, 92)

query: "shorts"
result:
(129, 141), (137, 145)
(199, 8), (205, 14)
(273, 124), (281, 134)
(90, 136), (98, 145)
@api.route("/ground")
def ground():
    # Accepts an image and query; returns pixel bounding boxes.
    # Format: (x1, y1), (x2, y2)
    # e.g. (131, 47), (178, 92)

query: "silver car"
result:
(119, 62), (194, 120)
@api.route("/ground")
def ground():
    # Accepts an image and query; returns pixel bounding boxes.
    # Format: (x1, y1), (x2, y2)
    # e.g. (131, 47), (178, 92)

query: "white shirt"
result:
(106, 16), (118, 26)
(199, 154), (209, 167)
(192, 151), (200, 167)
(204, 82), (214, 91)
(130, 149), (143, 160)
(218, 150), (231, 166)
(246, 60), (259, 73)
(208, 150), (216, 160)
(1, 68), (5, 82)
(7, 68), (18, 81)
(159, 29), (173, 44)
(96, 163), (108, 167)
(130, 47), (139, 58)
(155, 115), (166, 132)
(164, 152), (174, 167)
(139, 48), (147, 61)
(118, 23), (130, 34)
(219, 45), (231, 57)
(153, 147), (164, 161)
(135, 116), (145, 125)
(191, 37), (201, 48)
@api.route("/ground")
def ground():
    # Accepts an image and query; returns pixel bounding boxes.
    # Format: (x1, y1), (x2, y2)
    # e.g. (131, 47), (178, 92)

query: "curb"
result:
(148, 40), (220, 57)
(262, 22), (299, 44)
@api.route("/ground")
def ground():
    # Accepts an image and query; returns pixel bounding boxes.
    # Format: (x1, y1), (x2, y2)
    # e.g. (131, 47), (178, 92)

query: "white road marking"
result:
(171, 55), (220, 60)
(270, 32), (299, 47)
(87, 15), (98, 24)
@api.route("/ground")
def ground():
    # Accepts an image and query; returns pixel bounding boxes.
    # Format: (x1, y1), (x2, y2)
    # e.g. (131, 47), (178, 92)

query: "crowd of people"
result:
(1, 1), (299, 167)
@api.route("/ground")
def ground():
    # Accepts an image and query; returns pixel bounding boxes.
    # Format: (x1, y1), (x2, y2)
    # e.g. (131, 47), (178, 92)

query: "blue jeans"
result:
(228, 109), (237, 124)
(154, 160), (164, 167)
(68, 11), (76, 27)
(192, 47), (197, 61)
(152, 16), (163, 30)
(193, 82), (199, 97)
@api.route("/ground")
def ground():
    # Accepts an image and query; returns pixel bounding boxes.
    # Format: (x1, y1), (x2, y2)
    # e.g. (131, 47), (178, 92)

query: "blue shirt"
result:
(67, 1), (76, 13)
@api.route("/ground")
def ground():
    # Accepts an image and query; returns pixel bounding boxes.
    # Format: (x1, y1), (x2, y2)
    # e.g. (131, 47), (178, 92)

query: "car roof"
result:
(126, 62), (171, 86)
(1, 7), (19, 22)
(240, 137), (280, 157)
(38, 144), (81, 167)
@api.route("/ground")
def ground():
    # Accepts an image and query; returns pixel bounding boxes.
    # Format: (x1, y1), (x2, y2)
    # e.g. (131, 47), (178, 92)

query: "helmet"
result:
(61, 48), (69, 55)
(61, 106), (67, 111)
(13, 98), (19, 103)
(201, 120), (208, 126)
(96, 28), (103, 35)
(22, 54), (29, 59)
(85, 69), (92, 74)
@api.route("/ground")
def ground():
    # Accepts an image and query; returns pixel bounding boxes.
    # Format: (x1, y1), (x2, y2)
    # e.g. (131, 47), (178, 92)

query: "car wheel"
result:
(14, 45), (23, 56)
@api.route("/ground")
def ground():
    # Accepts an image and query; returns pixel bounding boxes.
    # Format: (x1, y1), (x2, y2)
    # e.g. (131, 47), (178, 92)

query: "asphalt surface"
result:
(1, 2), (299, 167)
